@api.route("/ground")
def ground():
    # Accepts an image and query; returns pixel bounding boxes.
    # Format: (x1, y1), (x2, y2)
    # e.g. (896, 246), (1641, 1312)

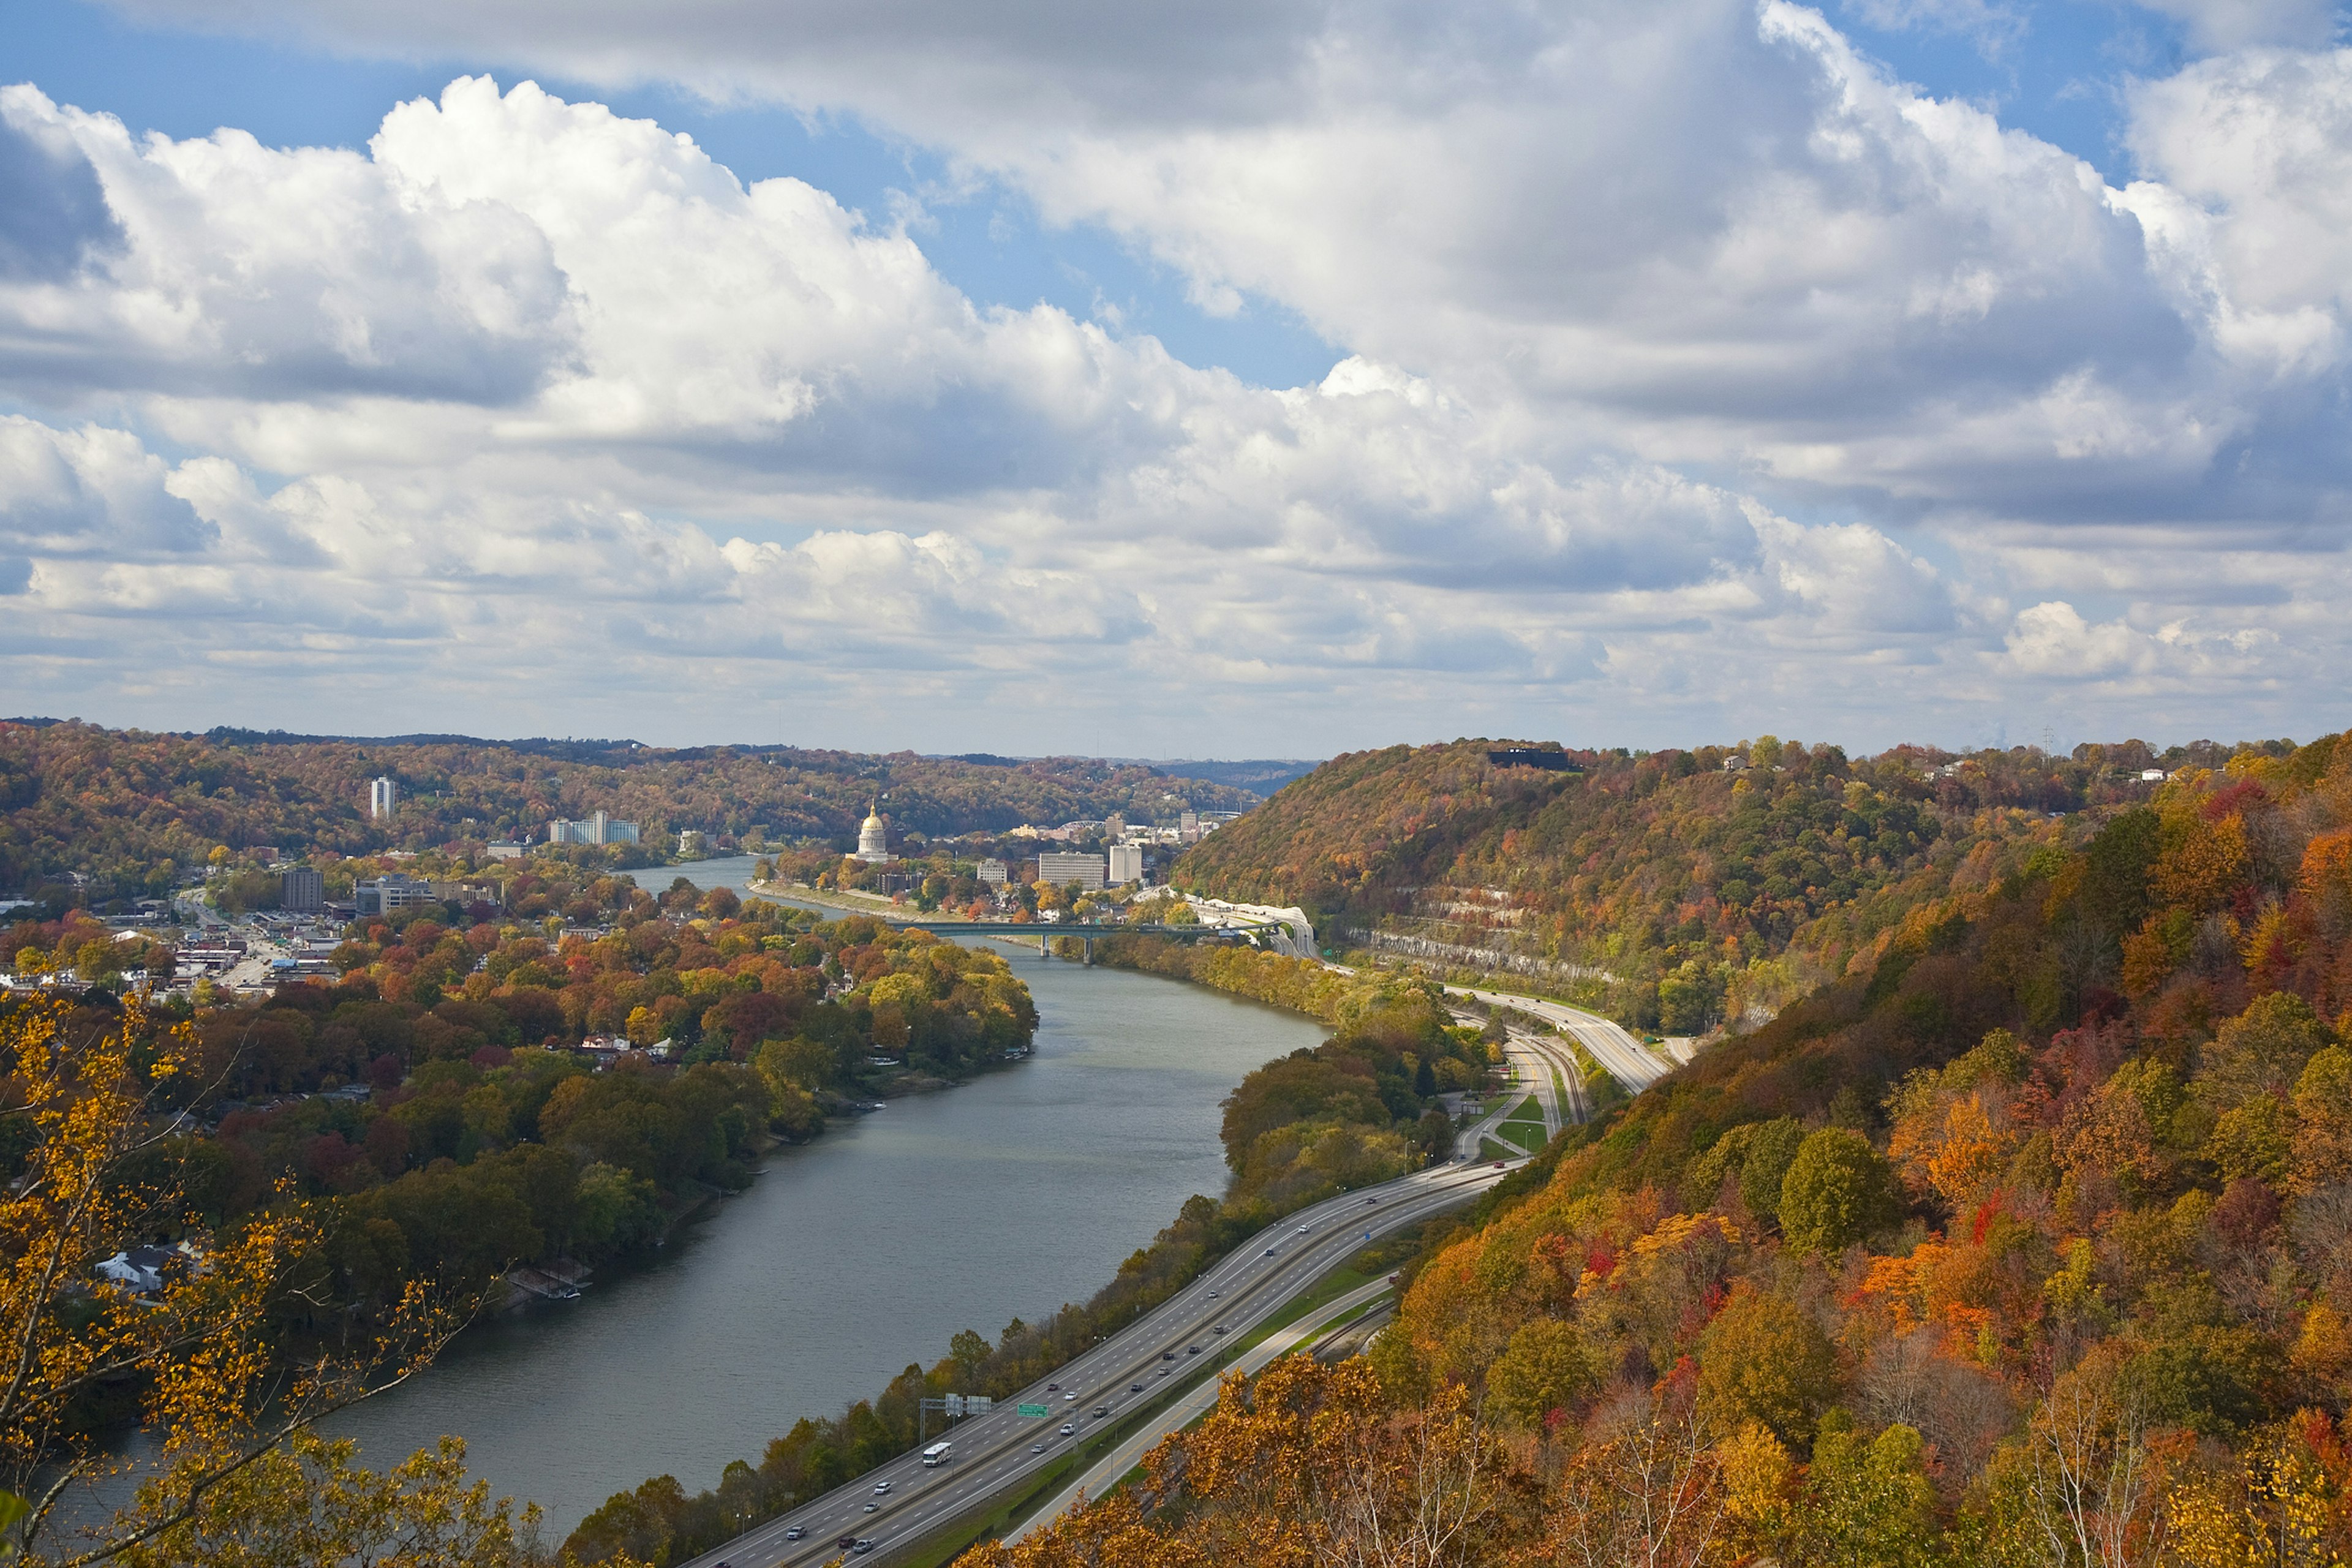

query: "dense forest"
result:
(563, 962), (1499, 1565)
(1174, 735), (2281, 1036)
(3, 889), (1036, 1398)
(0, 720), (1260, 910)
(985, 733), (2352, 1566)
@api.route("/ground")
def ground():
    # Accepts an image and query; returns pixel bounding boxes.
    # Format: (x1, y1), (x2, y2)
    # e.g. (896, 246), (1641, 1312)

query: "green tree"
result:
(1697, 1284), (1840, 1444)
(1790, 1415), (1939, 1568)
(1487, 1319), (1597, 1432)
(1779, 1128), (1899, 1253)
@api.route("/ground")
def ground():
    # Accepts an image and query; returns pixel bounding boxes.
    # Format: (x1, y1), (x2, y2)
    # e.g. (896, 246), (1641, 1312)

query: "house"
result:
(2139, 768), (2167, 782)
(97, 1241), (202, 1296)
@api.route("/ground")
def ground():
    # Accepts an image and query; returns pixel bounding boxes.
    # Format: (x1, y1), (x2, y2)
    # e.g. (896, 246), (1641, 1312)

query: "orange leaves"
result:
(1888, 1091), (2017, 1215)
(2153, 786), (2250, 916)
(987, 1357), (1507, 1568)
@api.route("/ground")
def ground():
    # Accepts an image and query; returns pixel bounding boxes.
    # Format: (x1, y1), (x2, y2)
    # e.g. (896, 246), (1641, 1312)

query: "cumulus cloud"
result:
(7, 0), (2352, 745)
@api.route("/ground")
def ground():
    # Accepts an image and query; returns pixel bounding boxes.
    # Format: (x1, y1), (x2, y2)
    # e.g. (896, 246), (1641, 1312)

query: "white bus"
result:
(921, 1441), (953, 1467)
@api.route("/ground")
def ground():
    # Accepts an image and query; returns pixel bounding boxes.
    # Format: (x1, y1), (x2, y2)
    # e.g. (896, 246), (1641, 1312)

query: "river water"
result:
(324, 857), (1323, 1534)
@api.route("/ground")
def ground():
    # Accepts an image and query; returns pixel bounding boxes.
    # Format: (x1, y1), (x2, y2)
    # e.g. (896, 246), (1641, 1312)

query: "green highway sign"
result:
(1017, 1403), (1050, 1418)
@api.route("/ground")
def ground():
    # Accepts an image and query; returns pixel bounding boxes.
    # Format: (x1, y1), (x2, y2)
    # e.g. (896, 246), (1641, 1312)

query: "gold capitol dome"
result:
(856, 797), (894, 863)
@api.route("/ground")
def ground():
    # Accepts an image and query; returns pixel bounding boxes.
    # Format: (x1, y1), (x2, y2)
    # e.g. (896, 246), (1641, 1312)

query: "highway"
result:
(676, 1158), (1514, 1568)
(1446, 984), (1677, 1095)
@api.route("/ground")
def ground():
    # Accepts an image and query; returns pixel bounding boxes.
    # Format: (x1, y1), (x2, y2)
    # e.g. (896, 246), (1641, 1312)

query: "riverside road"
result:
(676, 1157), (1515, 1568)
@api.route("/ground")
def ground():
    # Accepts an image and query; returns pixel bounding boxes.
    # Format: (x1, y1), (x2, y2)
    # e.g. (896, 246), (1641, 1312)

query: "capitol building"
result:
(855, 801), (894, 864)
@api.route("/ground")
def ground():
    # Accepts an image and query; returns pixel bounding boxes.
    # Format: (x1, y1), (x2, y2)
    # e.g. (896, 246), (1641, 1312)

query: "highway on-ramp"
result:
(1446, 984), (1677, 1096)
(677, 1159), (1515, 1568)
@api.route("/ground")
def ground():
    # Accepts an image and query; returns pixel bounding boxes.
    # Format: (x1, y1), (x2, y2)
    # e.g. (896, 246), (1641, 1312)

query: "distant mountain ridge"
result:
(1170, 735), (2264, 1031)
(0, 722), (1259, 910)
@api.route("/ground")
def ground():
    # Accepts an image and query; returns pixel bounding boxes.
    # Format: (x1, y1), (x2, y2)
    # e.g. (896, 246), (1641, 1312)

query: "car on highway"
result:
(1208, 1291), (1219, 1298)
(873, 1480), (892, 1494)
(1063, 1392), (1077, 1401)
(835, 1536), (857, 1550)
(854, 1542), (874, 1556)
(1130, 1382), (1144, 1392)
(1297, 1224), (1311, 1233)
(1366, 1196), (1378, 1205)
(862, 1502), (878, 1513)
(1494, 1160), (1507, 1169)
(1161, 1351), (1176, 1360)
(784, 1527), (804, 1540)
(1188, 1344), (1202, 1355)
(1263, 1247), (1278, 1256)
(1059, 1423), (1075, 1436)
(1046, 1382), (1058, 1390)
(1213, 1324), (1227, 1335)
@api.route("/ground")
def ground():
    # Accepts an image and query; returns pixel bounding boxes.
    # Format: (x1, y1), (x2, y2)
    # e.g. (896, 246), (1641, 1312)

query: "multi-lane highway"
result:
(678, 1158), (1515, 1567)
(1446, 984), (1676, 1095)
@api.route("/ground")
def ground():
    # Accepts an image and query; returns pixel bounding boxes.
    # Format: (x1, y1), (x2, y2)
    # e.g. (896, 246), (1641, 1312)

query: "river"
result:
(323, 856), (1324, 1534)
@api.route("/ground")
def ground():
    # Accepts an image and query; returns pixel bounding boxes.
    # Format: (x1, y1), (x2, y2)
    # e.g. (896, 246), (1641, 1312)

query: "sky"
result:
(2, 0), (2349, 759)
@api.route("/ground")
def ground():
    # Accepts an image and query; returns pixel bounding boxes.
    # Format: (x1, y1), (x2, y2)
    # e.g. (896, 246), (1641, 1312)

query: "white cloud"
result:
(2002, 600), (2152, 677)
(2133, 0), (2341, 51)
(7, 1), (2352, 747)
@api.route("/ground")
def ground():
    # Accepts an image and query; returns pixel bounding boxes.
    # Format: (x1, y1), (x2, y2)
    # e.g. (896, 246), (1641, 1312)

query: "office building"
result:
(548, 810), (641, 846)
(354, 874), (435, 916)
(1107, 843), (1145, 884)
(1178, 810), (1200, 843)
(278, 866), (324, 913)
(369, 777), (398, 820)
(976, 858), (1008, 885)
(1036, 851), (1107, 891)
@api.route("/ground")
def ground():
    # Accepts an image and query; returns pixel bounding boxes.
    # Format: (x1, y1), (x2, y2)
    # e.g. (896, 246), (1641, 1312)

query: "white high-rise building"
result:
(1037, 851), (1107, 891)
(1107, 843), (1145, 884)
(369, 777), (398, 820)
(548, 810), (640, 846)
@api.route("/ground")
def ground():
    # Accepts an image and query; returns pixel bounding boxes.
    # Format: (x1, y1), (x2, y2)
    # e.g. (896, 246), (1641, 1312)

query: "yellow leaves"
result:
(2164, 1415), (2350, 1568)
(115, 1430), (571, 1568)
(0, 997), (477, 1566)
(2292, 1305), (2352, 1393)
(1627, 1213), (1742, 1262)
(1716, 1420), (1793, 1531)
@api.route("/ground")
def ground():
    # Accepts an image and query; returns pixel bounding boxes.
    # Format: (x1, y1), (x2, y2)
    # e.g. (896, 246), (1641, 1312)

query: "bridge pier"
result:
(1082, 937), (1093, 967)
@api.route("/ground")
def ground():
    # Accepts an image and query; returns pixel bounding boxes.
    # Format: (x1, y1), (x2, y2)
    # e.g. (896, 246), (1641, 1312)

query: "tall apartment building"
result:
(1178, 810), (1200, 843)
(548, 810), (641, 846)
(368, 777), (398, 820)
(278, 866), (325, 913)
(1107, 843), (1145, 884)
(1036, 851), (1107, 891)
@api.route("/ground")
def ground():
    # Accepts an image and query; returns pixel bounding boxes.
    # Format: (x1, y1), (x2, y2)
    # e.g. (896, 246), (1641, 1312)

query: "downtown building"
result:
(548, 810), (641, 846)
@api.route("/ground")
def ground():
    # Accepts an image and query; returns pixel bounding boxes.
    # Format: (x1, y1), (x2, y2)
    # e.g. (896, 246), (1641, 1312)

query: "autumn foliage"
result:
(971, 734), (2352, 1567)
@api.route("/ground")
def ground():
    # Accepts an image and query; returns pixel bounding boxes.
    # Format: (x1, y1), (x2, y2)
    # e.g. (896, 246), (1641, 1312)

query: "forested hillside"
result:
(988, 733), (2352, 1567)
(0, 720), (1256, 909)
(1174, 735), (2268, 1033)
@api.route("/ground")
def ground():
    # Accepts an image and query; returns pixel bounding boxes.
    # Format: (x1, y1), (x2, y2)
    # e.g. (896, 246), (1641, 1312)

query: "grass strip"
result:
(1498, 1120), (1547, 1153)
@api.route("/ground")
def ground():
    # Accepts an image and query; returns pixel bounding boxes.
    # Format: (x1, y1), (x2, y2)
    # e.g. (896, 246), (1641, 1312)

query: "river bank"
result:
(320, 891), (1331, 1534)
